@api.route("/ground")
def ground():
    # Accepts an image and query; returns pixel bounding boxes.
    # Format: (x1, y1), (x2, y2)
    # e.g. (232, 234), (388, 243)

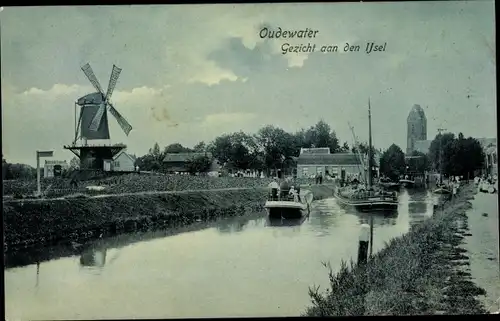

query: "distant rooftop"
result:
(297, 152), (361, 165)
(300, 147), (331, 155)
(163, 152), (213, 162)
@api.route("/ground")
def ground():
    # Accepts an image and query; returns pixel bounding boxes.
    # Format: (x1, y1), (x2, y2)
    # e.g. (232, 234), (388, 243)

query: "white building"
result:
(44, 160), (69, 178)
(108, 151), (136, 172)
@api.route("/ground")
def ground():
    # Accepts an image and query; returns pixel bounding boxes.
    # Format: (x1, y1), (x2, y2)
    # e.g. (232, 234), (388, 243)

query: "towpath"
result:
(463, 189), (500, 314)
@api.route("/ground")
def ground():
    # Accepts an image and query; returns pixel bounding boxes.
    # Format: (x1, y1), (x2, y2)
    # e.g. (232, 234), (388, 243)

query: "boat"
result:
(399, 178), (416, 188)
(334, 99), (399, 212)
(264, 187), (314, 219)
(378, 177), (401, 190)
(335, 186), (399, 211)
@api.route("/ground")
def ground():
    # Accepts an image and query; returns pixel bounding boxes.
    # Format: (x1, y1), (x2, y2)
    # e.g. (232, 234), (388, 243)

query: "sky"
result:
(1, 1), (496, 166)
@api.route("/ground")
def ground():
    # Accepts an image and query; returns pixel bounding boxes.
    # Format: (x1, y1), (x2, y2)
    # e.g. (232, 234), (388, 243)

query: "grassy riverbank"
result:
(304, 184), (489, 316)
(3, 174), (323, 198)
(4, 184), (334, 250)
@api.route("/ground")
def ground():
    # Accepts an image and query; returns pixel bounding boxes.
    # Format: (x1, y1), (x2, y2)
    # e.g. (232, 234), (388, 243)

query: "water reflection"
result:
(266, 215), (309, 227)
(216, 216), (252, 234)
(35, 261), (40, 289)
(356, 213), (398, 226)
(408, 201), (428, 213)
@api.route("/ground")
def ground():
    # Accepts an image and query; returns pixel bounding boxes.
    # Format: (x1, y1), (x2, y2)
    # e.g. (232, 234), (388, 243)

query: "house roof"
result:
(163, 152), (213, 162)
(297, 152), (361, 165)
(300, 147), (331, 155)
(113, 150), (136, 162)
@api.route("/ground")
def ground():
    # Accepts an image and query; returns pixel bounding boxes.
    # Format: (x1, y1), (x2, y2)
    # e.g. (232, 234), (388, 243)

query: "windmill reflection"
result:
(80, 246), (107, 268)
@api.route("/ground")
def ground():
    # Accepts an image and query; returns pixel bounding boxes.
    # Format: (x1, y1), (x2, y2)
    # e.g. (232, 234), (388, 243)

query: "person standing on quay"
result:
(268, 179), (279, 201)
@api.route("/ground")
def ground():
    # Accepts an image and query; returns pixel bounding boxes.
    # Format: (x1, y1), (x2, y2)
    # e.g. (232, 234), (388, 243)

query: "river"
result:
(5, 188), (439, 319)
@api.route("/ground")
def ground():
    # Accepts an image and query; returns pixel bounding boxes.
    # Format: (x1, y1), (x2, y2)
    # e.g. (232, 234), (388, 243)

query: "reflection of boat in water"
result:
(335, 99), (399, 213)
(266, 214), (309, 227)
(399, 178), (416, 188)
(264, 182), (313, 219)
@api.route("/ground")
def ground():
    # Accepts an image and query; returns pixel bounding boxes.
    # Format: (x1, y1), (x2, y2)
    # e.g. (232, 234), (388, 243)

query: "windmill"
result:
(64, 63), (133, 172)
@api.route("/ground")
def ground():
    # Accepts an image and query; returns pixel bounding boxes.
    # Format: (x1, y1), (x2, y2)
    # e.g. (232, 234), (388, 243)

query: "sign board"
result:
(37, 151), (54, 157)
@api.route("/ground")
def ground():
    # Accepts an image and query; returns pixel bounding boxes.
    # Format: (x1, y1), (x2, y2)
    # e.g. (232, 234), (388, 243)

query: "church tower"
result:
(407, 104), (427, 154)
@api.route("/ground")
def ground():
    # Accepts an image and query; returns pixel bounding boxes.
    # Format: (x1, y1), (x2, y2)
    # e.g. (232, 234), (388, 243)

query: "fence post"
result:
(358, 223), (370, 265)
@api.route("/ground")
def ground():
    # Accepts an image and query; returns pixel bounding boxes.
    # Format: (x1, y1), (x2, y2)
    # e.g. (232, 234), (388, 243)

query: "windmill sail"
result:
(89, 64), (123, 132)
(105, 65), (122, 101)
(108, 102), (132, 136)
(81, 63), (104, 94)
(89, 103), (106, 131)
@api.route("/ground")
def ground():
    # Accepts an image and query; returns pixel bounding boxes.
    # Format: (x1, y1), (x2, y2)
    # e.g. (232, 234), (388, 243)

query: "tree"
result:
(150, 142), (161, 158)
(163, 143), (192, 154)
(185, 155), (212, 175)
(135, 154), (156, 171)
(256, 125), (293, 172)
(193, 141), (207, 152)
(428, 132), (456, 174)
(428, 132), (485, 178)
(302, 120), (340, 152)
(379, 144), (406, 181)
(464, 137), (485, 177)
(208, 134), (233, 166)
(3, 162), (37, 180)
(407, 151), (430, 173)
(339, 141), (350, 152)
(2, 154), (7, 180)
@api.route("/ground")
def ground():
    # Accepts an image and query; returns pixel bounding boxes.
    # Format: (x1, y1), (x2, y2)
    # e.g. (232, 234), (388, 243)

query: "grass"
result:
(304, 184), (488, 316)
(3, 174), (320, 198)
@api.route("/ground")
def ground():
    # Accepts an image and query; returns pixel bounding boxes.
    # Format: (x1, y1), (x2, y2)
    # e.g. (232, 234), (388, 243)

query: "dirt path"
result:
(463, 190), (500, 313)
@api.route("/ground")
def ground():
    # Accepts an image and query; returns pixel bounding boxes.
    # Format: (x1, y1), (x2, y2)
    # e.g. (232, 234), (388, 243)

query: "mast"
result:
(348, 122), (367, 185)
(437, 128), (446, 183)
(74, 102), (77, 145)
(368, 98), (373, 188)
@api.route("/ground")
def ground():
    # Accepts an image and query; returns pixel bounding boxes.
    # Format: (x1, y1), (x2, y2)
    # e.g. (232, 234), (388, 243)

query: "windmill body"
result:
(64, 63), (133, 173)
(78, 93), (111, 140)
